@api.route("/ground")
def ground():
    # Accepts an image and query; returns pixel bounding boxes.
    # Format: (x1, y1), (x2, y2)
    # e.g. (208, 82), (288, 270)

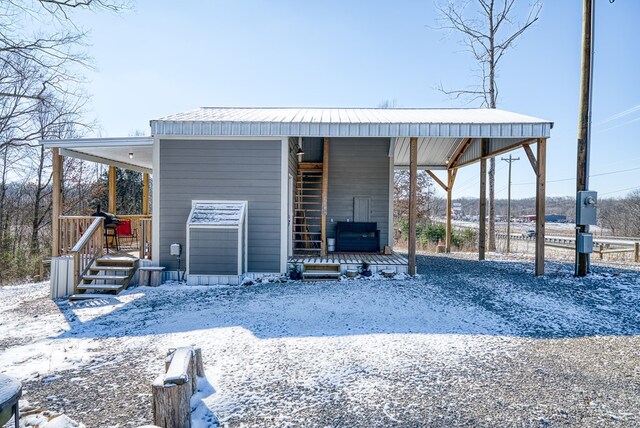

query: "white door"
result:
(354, 197), (371, 222)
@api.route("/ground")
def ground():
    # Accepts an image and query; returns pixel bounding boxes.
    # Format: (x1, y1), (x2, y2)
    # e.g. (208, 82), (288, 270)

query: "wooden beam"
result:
(535, 138), (547, 276)
(408, 137), (418, 275)
(455, 138), (538, 169)
(425, 170), (447, 192)
(142, 173), (150, 215)
(51, 148), (63, 257)
(479, 158), (487, 260)
(522, 144), (538, 175)
(445, 168), (457, 253)
(297, 162), (323, 170)
(108, 166), (117, 214)
(448, 138), (472, 169)
(321, 138), (329, 256)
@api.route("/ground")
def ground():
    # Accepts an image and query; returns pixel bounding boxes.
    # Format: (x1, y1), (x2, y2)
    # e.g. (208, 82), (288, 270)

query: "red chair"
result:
(115, 219), (136, 248)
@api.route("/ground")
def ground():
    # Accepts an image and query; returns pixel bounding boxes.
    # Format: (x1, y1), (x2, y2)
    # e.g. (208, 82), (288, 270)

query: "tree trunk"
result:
(31, 146), (47, 254)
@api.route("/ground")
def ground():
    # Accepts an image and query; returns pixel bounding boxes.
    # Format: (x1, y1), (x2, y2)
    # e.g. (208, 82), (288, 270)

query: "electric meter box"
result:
(576, 191), (597, 226)
(170, 243), (182, 256)
(577, 232), (593, 254)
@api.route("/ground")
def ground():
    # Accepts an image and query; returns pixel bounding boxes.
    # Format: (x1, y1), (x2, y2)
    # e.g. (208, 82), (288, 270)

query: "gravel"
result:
(1, 254), (639, 427)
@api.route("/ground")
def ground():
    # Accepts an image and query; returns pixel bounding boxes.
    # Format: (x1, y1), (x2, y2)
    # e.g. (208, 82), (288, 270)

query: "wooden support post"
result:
(51, 148), (63, 257)
(142, 173), (150, 215)
(408, 137), (418, 275)
(108, 166), (117, 215)
(635, 242), (640, 263)
(479, 159), (487, 260)
(445, 169), (457, 253)
(535, 138), (547, 276)
(321, 138), (329, 256)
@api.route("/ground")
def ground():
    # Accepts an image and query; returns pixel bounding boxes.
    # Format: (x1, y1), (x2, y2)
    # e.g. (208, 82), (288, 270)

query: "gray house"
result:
(44, 107), (552, 291)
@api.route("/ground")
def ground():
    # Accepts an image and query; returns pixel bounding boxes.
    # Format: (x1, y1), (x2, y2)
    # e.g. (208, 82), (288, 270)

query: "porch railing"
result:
(116, 214), (152, 259)
(70, 217), (104, 293)
(59, 216), (95, 255)
(58, 214), (152, 259)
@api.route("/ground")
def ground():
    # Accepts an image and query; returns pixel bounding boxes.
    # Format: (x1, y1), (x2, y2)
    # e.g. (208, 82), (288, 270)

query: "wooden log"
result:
(152, 378), (191, 428)
(193, 347), (205, 378)
(154, 347), (196, 427)
(635, 243), (640, 263)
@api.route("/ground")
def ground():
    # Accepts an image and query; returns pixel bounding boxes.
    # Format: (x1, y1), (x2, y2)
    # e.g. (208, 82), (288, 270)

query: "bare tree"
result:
(436, 0), (542, 252)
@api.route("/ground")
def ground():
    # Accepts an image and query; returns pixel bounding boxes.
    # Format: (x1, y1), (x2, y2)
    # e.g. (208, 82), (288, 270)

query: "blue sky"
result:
(73, 0), (640, 199)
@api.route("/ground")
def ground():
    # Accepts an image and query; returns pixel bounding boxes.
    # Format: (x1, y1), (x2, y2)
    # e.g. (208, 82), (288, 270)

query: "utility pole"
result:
(501, 155), (519, 253)
(576, 0), (594, 276)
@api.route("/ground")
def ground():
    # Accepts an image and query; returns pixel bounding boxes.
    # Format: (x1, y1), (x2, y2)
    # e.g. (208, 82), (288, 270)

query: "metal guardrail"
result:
(497, 233), (640, 262)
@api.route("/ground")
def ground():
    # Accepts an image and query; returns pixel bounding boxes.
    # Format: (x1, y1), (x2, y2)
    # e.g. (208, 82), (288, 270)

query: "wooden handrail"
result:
(70, 217), (104, 294)
(71, 217), (103, 253)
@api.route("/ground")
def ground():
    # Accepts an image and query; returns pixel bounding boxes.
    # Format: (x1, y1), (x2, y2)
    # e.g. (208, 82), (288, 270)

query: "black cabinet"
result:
(335, 222), (380, 252)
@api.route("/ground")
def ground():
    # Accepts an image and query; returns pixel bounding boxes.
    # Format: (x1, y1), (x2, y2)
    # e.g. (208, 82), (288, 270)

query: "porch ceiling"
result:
(41, 137), (153, 173)
(392, 136), (539, 169)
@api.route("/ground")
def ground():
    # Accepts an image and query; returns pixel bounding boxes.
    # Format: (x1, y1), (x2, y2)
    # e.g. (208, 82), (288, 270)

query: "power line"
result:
(512, 165), (640, 186)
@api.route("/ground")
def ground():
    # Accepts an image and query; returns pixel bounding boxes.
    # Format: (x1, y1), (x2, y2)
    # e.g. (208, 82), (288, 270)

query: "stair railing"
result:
(70, 217), (104, 294)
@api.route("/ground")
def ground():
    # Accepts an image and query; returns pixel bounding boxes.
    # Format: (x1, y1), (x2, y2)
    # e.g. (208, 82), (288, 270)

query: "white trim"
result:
(152, 136), (160, 265)
(59, 148), (152, 174)
(388, 153), (394, 250)
(41, 136), (153, 148)
(185, 200), (248, 278)
(388, 138), (396, 157)
(154, 135), (285, 141)
(280, 137), (288, 273)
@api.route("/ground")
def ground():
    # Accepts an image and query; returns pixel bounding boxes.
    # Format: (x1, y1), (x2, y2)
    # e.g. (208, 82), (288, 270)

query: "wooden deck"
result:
(289, 252), (408, 275)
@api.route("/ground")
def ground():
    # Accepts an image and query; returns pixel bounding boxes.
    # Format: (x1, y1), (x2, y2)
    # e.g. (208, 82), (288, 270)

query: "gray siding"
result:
(159, 139), (281, 272)
(189, 228), (238, 275)
(327, 138), (390, 247)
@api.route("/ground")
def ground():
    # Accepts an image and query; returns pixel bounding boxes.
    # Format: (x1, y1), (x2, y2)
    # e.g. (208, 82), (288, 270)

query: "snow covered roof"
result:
(187, 201), (247, 227)
(151, 107), (552, 139)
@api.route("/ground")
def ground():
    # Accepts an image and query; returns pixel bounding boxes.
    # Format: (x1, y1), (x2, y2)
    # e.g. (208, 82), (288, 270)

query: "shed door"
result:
(353, 197), (371, 222)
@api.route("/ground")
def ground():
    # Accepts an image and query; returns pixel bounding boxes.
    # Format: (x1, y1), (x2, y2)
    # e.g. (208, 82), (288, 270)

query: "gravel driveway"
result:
(1, 254), (639, 427)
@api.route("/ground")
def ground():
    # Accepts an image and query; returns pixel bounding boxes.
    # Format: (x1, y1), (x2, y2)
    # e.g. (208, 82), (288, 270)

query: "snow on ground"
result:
(1, 255), (640, 427)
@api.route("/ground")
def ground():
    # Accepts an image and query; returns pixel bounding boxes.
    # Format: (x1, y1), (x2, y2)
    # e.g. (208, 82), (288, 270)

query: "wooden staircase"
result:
(69, 255), (139, 300)
(302, 263), (341, 281)
(293, 163), (323, 255)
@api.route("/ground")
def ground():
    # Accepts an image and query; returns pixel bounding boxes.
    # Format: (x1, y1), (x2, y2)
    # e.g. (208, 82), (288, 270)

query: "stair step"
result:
(293, 240), (322, 243)
(77, 284), (124, 291)
(69, 293), (120, 301)
(96, 256), (138, 267)
(82, 275), (127, 282)
(90, 266), (133, 272)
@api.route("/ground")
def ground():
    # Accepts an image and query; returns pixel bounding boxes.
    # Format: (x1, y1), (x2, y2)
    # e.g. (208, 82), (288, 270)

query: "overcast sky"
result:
(71, 0), (640, 200)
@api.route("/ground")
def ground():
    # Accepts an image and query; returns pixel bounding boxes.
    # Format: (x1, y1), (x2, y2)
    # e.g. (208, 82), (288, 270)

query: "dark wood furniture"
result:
(335, 221), (380, 252)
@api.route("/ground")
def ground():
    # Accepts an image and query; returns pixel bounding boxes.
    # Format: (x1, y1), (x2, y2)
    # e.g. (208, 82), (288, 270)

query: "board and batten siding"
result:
(327, 138), (391, 247)
(159, 139), (281, 272)
(189, 229), (238, 275)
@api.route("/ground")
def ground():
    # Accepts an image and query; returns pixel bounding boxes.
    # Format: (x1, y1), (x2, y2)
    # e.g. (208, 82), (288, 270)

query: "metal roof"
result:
(151, 107), (552, 139)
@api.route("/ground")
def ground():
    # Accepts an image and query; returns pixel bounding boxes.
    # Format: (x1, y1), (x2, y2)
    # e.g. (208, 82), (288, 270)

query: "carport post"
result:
(108, 165), (117, 215)
(535, 138), (547, 276)
(51, 148), (63, 257)
(142, 173), (150, 215)
(446, 169), (457, 253)
(479, 158), (487, 260)
(408, 137), (418, 275)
